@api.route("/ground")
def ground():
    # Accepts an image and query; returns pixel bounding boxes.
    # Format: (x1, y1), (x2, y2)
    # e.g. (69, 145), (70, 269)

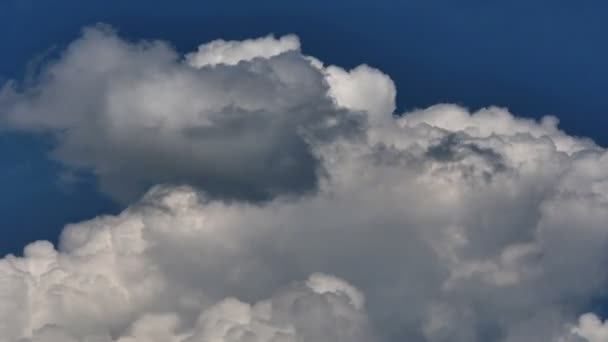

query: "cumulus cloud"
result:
(566, 313), (608, 342)
(2, 26), (608, 342)
(2, 248), (372, 342)
(185, 34), (301, 67)
(0, 25), (362, 202)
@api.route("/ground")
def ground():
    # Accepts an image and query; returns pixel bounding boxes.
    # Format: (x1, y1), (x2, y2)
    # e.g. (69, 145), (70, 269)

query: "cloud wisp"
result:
(1, 26), (608, 342)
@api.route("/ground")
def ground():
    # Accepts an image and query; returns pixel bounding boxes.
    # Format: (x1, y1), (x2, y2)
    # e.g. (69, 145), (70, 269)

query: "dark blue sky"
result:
(1, 0), (607, 256)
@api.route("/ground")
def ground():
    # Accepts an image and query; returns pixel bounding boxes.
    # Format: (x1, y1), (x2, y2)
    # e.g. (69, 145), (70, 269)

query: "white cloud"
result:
(8, 267), (373, 342)
(572, 314), (608, 342)
(557, 313), (608, 342)
(323, 64), (397, 120)
(185, 34), (301, 68)
(1, 26), (608, 342)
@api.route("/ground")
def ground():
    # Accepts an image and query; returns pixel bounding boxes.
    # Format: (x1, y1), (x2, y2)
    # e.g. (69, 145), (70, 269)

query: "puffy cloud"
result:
(572, 314), (608, 342)
(6, 258), (372, 342)
(323, 64), (397, 121)
(2, 26), (608, 342)
(557, 313), (608, 342)
(0, 187), (376, 342)
(0, 25), (361, 202)
(185, 34), (300, 68)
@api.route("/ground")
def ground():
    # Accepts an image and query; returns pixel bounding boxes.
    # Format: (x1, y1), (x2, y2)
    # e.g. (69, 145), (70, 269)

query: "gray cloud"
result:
(0, 25), (363, 203)
(1, 26), (608, 342)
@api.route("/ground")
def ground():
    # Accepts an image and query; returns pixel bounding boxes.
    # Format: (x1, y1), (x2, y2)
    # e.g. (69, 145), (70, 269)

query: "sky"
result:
(1, 1), (608, 341)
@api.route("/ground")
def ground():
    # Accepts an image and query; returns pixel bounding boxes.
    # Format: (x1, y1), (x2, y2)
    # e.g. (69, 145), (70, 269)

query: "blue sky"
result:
(0, 0), (606, 255)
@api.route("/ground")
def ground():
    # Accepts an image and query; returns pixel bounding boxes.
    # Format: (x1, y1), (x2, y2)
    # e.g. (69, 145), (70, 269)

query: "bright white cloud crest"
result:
(1, 26), (608, 342)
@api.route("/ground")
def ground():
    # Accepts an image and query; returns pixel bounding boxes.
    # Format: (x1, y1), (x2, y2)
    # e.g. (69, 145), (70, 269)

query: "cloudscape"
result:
(1, 13), (608, 342)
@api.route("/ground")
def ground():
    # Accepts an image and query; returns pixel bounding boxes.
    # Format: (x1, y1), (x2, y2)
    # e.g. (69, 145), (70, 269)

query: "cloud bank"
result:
(1, 25), (608, 341)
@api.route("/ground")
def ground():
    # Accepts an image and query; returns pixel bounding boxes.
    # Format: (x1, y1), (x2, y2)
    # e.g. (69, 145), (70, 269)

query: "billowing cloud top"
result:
(1, 25), (608, 342)
(185, 34), (301, 67)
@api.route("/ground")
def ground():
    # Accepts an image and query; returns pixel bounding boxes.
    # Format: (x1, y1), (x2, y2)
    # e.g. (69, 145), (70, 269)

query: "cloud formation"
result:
(1, 26), (608, 341)
(566, 314), (608, 342)
(0, 26), (362, 202)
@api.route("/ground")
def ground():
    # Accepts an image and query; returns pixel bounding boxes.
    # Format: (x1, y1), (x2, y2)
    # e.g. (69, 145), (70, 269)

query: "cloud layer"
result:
(1, 26), (608, 341)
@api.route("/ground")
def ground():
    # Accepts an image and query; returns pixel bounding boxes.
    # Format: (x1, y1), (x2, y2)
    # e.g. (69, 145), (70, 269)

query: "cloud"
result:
(2, 26), (608, 341)
(5, 261), (372, 341)
(0, 25), (362, 203)
(185, 34), (301, 68)
(568, 313), (608, 342)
